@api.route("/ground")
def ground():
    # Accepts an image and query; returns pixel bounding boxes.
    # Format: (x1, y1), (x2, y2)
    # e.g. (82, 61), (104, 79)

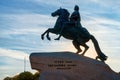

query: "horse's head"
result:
(51, 8), (70, 17)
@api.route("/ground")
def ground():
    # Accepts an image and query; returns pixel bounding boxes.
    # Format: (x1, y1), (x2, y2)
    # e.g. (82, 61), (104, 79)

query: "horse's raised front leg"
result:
(46, 31), (51, 41)
(41, 28), (58, 40)
(41, 29), (49, 40)
(46, 28), (56, 40)
(81, 44), (89, 56)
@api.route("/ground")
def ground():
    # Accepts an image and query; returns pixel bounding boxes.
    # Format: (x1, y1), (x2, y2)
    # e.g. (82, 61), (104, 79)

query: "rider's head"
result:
(74, 5), (79, 11)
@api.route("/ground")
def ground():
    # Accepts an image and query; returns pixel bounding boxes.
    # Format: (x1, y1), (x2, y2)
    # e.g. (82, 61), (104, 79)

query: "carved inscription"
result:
(48, 60), (77, 70)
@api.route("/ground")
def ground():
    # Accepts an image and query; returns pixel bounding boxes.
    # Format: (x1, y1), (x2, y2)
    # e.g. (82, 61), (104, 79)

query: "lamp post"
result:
(24, 57), (26, 72)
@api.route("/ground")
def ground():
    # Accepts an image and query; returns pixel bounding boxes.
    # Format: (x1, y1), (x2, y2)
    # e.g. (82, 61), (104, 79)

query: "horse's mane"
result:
(62, 8), (70, 17)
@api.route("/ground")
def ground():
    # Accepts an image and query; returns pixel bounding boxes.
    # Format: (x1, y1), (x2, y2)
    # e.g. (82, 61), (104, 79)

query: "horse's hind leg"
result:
(95, 56), (106, 63)
(81, 44), (89, 56)
(96, 55), (107, 63)
(72, 40), (82, 54)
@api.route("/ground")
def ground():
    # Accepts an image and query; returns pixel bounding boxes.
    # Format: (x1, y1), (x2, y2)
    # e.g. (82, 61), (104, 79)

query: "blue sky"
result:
(0, 0), (120, 79)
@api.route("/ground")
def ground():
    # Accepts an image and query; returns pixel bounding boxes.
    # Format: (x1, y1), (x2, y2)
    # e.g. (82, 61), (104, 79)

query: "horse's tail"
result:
(90, 35), (107, 62)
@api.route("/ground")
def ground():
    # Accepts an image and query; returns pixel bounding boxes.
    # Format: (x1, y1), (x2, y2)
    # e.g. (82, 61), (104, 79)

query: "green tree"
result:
(33, 71), (40, 80)
(4, 71), (40, 80)
(18, 71), (33, 80)
(3, 77), (12, 80)
(12, 74), (19, 80)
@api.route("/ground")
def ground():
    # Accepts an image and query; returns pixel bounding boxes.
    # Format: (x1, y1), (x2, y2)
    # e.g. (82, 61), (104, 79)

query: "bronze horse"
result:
(41, 8), (107, 62)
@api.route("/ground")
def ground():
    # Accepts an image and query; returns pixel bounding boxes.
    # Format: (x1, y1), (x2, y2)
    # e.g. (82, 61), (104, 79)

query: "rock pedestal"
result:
(30, 52), (120, 80)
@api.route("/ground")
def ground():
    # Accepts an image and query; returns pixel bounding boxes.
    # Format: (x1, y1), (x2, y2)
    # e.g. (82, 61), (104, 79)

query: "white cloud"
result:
(0, 13), (56, 38)
(33, 0), (62, 6)
(0, 48), (29, 60)
(90, 0), (120, 7)
(82, 14), (120, 30)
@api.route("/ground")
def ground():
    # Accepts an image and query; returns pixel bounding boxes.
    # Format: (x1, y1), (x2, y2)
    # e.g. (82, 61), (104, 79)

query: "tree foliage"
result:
(4, 71), (40, 80)
(3, 77), (12, 80)
(18, 71), (33, 80)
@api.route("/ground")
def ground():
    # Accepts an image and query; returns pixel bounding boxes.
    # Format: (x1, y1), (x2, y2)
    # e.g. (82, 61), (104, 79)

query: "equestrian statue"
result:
(41, 5), (107, 62)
